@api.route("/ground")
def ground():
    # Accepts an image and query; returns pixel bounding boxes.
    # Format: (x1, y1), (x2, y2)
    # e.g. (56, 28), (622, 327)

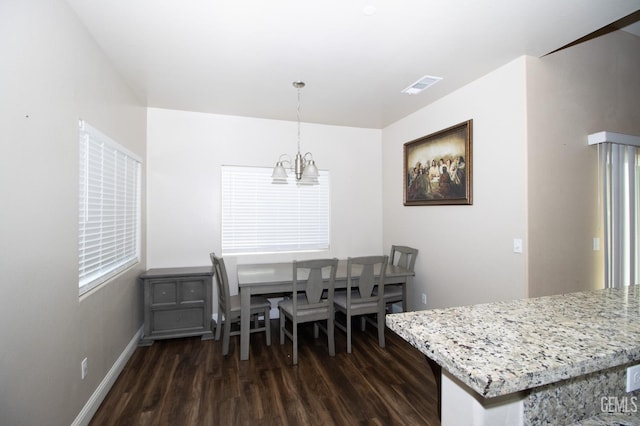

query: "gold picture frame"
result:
(403, 120), (473, 206)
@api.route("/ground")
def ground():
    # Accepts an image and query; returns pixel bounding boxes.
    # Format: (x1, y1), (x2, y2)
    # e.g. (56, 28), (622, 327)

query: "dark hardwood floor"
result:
(90, 318), (440, 425)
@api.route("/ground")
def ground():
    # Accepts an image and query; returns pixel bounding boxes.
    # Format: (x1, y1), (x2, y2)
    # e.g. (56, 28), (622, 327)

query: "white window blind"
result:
(78, 120), (141, 295)
(221, 165), (330, 255)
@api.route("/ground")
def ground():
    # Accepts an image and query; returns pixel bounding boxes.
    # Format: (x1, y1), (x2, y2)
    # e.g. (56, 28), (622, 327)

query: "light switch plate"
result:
(513, 238), (523, 254)
(81, 357), (88, 380)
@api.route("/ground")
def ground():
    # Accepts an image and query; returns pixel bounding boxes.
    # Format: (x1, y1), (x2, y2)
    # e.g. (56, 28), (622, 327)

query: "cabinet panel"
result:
(152, 307), (204, 331)
(181, 279), (205, 303)
(151, 281), (177, 305)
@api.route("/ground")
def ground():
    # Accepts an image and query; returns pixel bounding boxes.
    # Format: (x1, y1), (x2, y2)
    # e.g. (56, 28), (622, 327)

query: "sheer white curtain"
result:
(600, 141), (639, 288)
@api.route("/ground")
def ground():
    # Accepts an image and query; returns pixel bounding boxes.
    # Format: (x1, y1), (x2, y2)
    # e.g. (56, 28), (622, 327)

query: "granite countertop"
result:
(386, 285), (640, 398)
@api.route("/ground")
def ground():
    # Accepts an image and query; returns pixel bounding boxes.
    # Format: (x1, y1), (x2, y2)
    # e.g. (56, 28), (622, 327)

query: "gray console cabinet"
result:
(139, 266), (214, 346)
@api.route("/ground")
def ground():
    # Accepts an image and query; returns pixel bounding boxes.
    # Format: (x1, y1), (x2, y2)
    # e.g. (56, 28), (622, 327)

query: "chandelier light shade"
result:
(272, 81), (319, 185)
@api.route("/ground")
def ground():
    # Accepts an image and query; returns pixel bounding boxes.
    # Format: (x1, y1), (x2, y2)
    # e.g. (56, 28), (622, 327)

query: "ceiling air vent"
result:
(401, 75), (443, 95)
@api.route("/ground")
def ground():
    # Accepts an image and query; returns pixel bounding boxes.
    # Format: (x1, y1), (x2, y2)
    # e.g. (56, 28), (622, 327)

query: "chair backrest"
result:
(292, 258), (339, 310)
(210, 253), (231, 317)
(347, 255), (388, 302)
(390, 245), (418, 273)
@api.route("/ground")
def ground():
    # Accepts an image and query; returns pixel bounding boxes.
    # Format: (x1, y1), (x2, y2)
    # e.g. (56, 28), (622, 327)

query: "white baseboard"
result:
(72, 326), (143, 426)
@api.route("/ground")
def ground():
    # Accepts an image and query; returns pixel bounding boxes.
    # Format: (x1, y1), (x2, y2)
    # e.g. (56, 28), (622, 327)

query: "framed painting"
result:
(403, 119), (473, 206)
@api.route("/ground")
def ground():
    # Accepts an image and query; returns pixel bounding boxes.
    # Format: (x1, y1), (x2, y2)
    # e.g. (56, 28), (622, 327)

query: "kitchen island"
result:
(386, 285), (640, 425)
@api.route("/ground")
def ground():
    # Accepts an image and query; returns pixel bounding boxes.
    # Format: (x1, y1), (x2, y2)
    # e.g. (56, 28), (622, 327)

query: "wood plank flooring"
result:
(90, 318), (440, 425)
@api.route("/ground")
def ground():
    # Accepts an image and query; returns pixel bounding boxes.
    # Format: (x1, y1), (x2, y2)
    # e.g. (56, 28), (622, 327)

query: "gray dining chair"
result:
(334, 255), (388, 353)
(384, 245), (418, 312)
(278, 258), (338, 365)
(210, 253), (271, 356)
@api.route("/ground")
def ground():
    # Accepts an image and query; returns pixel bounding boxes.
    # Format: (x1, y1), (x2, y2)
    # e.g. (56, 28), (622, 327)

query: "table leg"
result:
(240, 287), (251, 360)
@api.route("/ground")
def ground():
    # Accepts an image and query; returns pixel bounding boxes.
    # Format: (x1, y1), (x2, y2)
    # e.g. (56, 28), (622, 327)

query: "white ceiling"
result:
(66, 0), (640, 129)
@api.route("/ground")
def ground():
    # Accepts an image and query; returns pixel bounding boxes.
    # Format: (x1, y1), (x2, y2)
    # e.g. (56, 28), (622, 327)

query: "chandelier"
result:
(271, 81), (319, 184)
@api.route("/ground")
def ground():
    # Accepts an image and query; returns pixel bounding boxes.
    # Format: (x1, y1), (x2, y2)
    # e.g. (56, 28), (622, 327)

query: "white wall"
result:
(147, 108), (383, 302)
(0, 1), (146, 425)
(526, 30), (640, 296)
(382, 58), (529, 309)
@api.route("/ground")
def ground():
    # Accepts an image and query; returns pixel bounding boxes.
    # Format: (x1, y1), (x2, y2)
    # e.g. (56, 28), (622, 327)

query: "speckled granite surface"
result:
(386, 285), (640, 399)
(574, 412), (640, 425)
(525, 362), (639, 424)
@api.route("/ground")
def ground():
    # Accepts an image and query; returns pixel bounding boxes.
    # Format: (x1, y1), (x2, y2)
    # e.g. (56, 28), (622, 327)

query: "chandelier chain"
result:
(271, 80), (318, 184)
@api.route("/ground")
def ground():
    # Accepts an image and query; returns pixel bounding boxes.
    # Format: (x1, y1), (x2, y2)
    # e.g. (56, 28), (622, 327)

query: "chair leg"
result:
(360, 316), (366, 331)
(313, 322), (319, 338)
(402, 283), (408, 312)
(222, 317), (232, 356)
(279, 309), (285, 345)
(346, 314), (352, 354)
(328, 315), (335, 356)
(265, 308), (271, 346)
(292, 318), (298, 365)
(377, 311), (385, 348)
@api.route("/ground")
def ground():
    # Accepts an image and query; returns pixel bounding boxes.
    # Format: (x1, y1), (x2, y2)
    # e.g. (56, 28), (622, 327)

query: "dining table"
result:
(236, 259), (415, 360)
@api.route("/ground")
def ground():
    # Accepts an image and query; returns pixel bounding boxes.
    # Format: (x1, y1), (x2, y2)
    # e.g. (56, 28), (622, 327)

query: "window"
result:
(78, 120), (141, 295)
(599, 140), (639, 288)
(221, 165), (330, 255)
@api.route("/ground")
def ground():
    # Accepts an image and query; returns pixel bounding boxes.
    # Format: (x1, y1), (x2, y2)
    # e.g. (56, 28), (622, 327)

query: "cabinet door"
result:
(180, 279), (205, 303)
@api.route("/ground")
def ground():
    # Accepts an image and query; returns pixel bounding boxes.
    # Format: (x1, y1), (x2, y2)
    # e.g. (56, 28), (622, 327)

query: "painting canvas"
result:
(403, 120), (473, 206)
